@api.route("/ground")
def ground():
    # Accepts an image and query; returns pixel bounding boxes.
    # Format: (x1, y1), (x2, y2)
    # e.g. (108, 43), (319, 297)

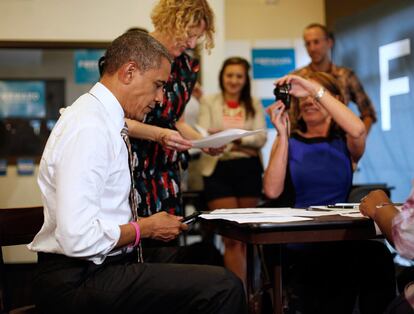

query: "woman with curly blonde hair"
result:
(126, 0), (222, 243)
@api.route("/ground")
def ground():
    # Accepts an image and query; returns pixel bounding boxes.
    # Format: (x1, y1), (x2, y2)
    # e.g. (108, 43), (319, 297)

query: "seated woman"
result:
(198, 57), (267, 283)
(263, 73), (396, 314)
(360, 188), (414, 313)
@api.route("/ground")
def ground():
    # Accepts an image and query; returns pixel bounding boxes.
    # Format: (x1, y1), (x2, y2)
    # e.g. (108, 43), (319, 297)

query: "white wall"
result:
(226, 0), (325, 40)
(0, 0), (155, 41)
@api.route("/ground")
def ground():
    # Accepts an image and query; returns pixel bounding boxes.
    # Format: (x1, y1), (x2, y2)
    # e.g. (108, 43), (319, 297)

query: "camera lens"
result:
(273, 83), (291, 109)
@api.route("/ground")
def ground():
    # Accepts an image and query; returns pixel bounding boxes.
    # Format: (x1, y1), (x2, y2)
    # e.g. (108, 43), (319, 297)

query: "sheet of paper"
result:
(200, 213), (312, 224)
(191, 128), (265, 149)
(200, 207), (346, 224)
(209, 207), (342, 217)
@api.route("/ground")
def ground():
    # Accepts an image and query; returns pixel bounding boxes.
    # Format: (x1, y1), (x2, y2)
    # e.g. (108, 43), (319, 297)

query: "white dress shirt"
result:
(28, 82), (132, 264)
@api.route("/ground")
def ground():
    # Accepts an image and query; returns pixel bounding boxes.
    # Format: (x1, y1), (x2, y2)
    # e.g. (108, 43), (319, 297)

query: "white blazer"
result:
(197, 93), (267, 177)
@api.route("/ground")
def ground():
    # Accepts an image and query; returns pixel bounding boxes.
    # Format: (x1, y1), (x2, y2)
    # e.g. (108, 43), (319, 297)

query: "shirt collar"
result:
(89, 82), (125, 132)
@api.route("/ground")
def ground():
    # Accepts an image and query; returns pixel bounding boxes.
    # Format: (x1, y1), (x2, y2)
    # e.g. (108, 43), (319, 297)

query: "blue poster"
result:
(252, 48), (295, 79)
(0, 80), (45, 118)
(74, 49), (105, 84)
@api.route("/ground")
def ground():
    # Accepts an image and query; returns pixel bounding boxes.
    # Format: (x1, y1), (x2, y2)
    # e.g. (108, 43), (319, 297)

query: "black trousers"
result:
(34, 250), (246, 314)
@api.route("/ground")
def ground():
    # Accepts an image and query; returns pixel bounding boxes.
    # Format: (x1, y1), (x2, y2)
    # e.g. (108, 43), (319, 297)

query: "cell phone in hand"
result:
(181, 211), (201, 224)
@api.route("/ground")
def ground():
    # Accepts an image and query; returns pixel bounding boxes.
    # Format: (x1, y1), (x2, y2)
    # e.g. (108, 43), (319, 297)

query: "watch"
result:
(314, 87), (326, 100)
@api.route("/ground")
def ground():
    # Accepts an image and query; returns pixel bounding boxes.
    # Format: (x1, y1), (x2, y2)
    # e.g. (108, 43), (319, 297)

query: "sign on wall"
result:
(252, 48), (295, 79)
(0, 80), (45, 118)
(74, 50), (105, 84)
(252, 48), (296, 128)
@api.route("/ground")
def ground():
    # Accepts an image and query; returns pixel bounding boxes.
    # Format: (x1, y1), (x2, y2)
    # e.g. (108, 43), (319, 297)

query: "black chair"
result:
(0, 206), (43, 314)
(347, 183), (393, 203)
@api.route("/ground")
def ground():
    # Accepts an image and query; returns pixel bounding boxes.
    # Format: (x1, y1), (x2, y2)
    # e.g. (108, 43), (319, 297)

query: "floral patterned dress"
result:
(130, 52), (199, 217)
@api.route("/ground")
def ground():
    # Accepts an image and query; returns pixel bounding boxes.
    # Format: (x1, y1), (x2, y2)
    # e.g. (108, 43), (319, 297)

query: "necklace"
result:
(224, 100), (242, 117)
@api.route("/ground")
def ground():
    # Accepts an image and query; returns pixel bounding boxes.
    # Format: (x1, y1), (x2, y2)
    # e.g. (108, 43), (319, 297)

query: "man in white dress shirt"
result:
(28, 31), (246, 314)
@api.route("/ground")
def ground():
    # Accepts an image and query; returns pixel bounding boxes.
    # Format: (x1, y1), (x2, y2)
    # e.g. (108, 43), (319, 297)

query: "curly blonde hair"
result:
(151, 0), (215, 52)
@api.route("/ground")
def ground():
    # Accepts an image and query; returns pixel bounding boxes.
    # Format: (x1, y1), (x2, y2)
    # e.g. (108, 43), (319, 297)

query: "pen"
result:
(375, 202), (404, 209)
(327, 204), (359, 209)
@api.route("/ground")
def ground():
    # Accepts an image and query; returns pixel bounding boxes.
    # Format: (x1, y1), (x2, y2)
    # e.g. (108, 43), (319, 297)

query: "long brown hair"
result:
(219, 57), (255, 118)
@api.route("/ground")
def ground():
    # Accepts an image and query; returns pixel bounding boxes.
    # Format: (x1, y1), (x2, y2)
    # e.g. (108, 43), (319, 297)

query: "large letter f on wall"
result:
(379, 39), (410, 131)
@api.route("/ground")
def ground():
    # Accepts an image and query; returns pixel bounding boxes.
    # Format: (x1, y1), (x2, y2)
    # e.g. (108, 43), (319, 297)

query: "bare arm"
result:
(263, 102), (290, 199)
(175, 114), (203, 140)
(318, 90), (367, 163)
(347, 69), (377, 133)
(125, 118), (192, 151)
(359, 190), (399, 244)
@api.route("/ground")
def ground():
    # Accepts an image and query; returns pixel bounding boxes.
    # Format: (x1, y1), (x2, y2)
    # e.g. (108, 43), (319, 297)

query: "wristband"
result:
(314, 87), (326, 100)
(129, 221), (140, 248)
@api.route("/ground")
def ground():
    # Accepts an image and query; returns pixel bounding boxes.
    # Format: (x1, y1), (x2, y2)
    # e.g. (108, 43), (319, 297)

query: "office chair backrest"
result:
(0, 206), (43, 314)
(347, 184), (392, 203)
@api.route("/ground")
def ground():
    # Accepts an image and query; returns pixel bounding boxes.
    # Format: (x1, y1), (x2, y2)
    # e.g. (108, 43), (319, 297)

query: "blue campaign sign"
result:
(252, 48), (295, 79)
(74, 49), (105, 84)
(0, 80), (45, 118)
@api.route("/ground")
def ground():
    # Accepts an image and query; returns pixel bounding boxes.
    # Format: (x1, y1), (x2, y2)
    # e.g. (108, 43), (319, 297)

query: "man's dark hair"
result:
(102, 31), (171, 76)
(125, 27), (149, 33)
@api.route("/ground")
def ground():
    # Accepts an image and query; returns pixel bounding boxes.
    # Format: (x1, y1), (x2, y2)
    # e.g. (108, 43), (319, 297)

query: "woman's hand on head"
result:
(266, 101), (290, 137)
(275, 74), (320, 99)
(157, 128), (193, 151)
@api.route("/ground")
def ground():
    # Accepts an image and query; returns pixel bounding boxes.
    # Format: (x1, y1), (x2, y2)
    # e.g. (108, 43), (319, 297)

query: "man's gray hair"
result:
(103, 30), (172, 75)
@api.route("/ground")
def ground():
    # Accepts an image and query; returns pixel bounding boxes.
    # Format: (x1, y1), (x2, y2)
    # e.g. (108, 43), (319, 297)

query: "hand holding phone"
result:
(181, 211), (201, 224)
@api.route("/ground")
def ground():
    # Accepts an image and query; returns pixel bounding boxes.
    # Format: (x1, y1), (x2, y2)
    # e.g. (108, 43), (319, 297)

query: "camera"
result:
(273, 84), (291, 109)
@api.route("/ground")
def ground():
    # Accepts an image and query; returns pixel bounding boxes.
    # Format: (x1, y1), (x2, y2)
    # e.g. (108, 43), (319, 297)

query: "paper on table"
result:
(191, 128), (265, 149)
(199, 207), (347, 224)
(200, 213), (312, 224)
(209, 207), (341, 217)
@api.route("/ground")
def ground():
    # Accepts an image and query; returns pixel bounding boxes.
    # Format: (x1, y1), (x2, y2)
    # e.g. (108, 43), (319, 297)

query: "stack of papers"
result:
(191, 128), (265, 149)
(199, 207), (367, 224)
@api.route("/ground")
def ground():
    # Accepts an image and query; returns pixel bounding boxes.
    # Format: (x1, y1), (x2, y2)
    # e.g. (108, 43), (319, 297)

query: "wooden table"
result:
(200, 214), (377, 314)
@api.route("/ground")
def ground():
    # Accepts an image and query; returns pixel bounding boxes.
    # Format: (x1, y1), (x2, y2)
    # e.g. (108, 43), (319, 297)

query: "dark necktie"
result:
(121, 123), (143, 262)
